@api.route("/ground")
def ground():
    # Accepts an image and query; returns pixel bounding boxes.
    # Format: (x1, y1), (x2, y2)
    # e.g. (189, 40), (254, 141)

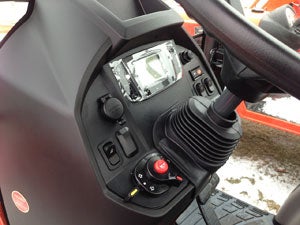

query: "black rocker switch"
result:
(203, 77), (215, 95)
(103, 142), (120, 166)
(116, 127), (137, 158)
(195, 83), (207, 96)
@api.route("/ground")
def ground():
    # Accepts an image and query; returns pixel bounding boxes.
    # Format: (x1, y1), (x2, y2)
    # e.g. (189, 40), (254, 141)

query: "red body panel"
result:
(237, 102), (300, 136)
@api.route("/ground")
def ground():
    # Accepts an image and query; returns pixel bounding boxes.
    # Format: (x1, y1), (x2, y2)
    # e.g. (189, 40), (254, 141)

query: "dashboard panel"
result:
(81, 39), (220, 210)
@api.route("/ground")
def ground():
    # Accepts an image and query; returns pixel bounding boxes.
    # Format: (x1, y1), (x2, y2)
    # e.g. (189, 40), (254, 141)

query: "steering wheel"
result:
(175, 0), (300, 100)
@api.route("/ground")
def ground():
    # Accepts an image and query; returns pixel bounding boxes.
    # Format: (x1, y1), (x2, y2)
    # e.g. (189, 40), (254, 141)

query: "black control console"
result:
(81, 40), (221, 210)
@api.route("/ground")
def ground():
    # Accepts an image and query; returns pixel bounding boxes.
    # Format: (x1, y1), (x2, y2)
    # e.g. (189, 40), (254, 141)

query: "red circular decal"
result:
(11, 191), (30, 213)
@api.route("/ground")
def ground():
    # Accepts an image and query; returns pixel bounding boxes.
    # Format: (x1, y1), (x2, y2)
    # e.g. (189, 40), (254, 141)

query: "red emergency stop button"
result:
(153, 159), (169, 174)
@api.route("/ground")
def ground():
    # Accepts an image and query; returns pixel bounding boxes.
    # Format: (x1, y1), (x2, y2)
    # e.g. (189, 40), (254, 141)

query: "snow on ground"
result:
(217, 156), (299, 214)
(261, 96), (300, 124)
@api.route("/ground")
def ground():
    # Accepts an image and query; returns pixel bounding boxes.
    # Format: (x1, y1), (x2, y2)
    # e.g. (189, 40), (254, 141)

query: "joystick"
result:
(153, 89), (242, 191)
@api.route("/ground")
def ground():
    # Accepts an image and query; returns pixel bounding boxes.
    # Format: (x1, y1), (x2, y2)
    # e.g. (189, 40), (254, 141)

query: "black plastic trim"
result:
(75, 39), (112, 114)
(75, 0), (183, 52)
(74, 40), (113, 193)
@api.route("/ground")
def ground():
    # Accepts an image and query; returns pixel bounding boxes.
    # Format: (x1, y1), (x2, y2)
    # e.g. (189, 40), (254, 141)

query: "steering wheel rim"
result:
(176, 0), (300, 99)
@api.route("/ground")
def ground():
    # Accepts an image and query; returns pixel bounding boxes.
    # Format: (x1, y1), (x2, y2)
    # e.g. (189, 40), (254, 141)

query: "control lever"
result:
(124, 153), (183, 202)
(153, 89), (242, 195)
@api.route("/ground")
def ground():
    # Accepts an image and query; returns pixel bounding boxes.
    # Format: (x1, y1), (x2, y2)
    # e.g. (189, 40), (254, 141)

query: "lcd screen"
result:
(110, 40), (182, 102)
(132, 54), (167, 90)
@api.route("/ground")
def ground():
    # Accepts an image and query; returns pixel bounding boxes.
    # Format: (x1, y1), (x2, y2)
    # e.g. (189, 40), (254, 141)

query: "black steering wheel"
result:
(176, 0), (300, 99)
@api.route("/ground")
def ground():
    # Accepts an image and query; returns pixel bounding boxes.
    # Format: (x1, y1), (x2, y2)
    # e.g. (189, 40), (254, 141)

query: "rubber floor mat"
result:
(176, 190), (274, 225)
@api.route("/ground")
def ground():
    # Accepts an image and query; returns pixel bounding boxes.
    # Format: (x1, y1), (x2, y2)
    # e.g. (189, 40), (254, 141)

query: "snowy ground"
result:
(218, 95), (300, 214)
(258, 96), (300, 124)
(217, 156), (298, 214)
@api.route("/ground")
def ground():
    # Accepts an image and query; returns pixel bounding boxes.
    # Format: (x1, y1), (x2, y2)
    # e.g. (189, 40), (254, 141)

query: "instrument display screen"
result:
(132, 54), (166, 90)
(109, 40), (182, 102)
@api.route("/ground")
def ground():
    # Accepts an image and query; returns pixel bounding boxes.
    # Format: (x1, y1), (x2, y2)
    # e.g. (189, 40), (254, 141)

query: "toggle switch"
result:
(102, 142), (120, 166)
(203, 77), (215, 94)
(116, 127), (137, 158)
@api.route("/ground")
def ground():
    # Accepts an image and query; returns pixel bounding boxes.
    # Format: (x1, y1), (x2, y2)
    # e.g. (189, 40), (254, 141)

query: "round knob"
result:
(101, 97), (124, 121)
(153, 159), (169, 174)
(180, 50), (193, 64)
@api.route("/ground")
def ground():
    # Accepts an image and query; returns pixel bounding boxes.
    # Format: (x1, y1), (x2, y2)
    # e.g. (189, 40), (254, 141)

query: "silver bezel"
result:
(109, 40), (182, 102)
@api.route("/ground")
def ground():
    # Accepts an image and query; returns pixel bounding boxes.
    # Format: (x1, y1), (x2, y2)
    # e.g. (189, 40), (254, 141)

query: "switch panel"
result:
(82, 41), (220, 211)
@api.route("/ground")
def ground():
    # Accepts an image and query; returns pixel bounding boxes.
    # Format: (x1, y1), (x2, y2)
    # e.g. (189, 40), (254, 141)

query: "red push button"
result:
(153, 159), (169, 174)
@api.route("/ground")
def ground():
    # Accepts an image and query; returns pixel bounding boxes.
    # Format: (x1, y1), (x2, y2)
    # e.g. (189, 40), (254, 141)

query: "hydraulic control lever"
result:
(125, 153), (183, 202)
(153, 89), (243, 195)
(210, 89), (242, 119)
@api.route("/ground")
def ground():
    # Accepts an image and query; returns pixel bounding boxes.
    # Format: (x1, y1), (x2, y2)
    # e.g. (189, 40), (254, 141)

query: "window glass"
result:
(0, 1), (28, 41)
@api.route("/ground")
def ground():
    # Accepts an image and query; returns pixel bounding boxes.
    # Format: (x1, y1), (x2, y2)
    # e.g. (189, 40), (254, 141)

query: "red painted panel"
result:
(182, 21), (199, 36)
(237, 102), (300, 136)
(263, 0), (292, 11)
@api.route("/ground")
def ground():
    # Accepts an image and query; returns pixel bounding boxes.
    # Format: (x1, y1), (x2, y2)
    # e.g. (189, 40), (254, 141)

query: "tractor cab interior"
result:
(0, 0), (299, 225)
